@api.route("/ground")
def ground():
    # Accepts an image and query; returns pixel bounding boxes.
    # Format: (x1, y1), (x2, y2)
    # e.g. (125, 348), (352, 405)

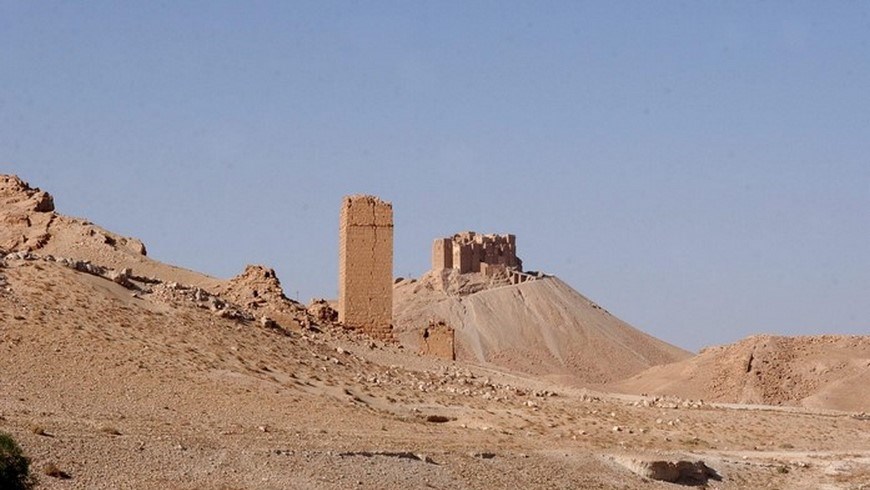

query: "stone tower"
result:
(338, 195), (393, 339)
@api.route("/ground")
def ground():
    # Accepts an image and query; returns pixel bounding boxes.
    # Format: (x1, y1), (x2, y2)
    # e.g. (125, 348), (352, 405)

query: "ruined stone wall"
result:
(418, 320), (455, 361)
(452, 242), (473, 273)
(431, 231), (522, 274)
(338, 195), (393, 339)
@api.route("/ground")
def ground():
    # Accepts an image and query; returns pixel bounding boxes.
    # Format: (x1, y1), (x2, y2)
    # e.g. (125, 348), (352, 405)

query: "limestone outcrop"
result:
(611, 455), (721, 485)
(0, 173), (148, 260)
(1, 174), (55, 213)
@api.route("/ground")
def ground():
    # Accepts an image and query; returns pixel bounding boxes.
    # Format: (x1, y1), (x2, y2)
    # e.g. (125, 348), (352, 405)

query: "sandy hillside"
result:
(394, 270), (691, 385)
(1, 174), (221, 290)
(610, 334), (870, 412)
(1, 173), (869, 489)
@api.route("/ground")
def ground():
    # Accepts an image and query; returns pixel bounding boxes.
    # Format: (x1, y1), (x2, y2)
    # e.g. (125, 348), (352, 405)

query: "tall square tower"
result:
(338, 195), (393, 339)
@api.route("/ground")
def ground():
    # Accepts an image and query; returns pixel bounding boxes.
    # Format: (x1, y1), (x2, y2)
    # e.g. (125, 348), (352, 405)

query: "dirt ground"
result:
(1, 258), (868, 489)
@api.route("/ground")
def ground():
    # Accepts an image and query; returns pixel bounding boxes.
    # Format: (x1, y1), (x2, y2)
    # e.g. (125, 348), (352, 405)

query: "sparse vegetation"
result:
(42, 462), (71, 479)
(100, 426), (122, 436)
(0, 432), (32, 490)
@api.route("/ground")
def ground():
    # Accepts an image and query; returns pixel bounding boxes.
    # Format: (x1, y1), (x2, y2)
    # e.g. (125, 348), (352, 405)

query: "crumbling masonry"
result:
(338, 195), (393, 339)
(433, 231), (540, 284)
(418, 320), (455, 361)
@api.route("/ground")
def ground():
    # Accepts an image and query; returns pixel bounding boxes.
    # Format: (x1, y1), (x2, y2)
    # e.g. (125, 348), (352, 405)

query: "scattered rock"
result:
(613, 456), (721, 485)
(471, 452), (496, 459)
(108, 267), (133, 287)
(337, 451), (437, 465)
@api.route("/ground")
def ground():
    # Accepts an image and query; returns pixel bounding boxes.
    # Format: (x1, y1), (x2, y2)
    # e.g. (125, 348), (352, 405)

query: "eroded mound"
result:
(611, 334), (870, 411)
(217, 264), (313, 330)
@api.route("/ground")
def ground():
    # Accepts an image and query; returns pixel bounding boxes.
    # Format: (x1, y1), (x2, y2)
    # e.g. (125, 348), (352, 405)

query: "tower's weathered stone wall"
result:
(338, 195), (393, 339)
(432, 237), (453, 271)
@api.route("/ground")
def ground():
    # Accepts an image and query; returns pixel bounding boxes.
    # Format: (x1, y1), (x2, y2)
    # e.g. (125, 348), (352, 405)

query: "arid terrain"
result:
(394, 270), (691, 385)
(2, 174), (869, 489)
(611, 335), (870, 413)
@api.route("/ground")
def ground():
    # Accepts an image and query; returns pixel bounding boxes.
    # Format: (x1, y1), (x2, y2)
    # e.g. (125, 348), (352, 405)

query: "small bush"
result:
(0, 432), (32, 490)
(99, 426), (121, 436)
(42, 462), (70, 479)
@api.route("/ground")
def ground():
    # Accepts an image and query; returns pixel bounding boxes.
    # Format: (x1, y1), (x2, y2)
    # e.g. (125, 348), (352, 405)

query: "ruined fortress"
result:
(431, 231), (536, 284)
(432, 231), (522, 274)
(338, 195), (393, 339)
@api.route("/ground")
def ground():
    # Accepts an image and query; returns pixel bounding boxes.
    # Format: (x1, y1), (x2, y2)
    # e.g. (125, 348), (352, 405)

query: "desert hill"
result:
(394, 270), (691, 385)
(0, 174), (318, 331)
(610, 334), (870, 412)
(1, 174), (220, 289)
(1, 173), (869, 488)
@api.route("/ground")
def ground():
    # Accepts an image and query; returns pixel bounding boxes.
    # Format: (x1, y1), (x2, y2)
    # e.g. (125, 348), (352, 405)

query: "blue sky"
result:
(2, 1), (868, 350)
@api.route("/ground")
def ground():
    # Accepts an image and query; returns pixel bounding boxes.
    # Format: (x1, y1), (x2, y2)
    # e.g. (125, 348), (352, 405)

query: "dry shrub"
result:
(0, 432), (32, 489)
(42, 462), (71, 479)
(100, 426), (122, 436)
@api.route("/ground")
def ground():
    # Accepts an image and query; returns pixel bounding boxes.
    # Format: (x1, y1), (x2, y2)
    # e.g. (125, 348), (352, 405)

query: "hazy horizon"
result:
(3, 2), (868, 351)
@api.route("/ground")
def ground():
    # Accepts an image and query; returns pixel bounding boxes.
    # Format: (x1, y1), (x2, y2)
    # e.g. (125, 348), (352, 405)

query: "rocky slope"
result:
(610, 334), (870, 412)
(0, 174), (218, 289)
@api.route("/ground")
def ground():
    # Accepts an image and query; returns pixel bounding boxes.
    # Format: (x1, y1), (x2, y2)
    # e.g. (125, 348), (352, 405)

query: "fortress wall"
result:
(433, 231), (523, 275)
(432, 238), (453, 270)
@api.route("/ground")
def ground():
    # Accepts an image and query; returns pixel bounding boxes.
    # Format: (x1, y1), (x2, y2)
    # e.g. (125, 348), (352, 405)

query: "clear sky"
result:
(3, 2), (869, 351)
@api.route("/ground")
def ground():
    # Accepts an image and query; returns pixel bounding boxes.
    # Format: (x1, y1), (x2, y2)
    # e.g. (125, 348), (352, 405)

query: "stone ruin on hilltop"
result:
(431, 231), (537, 285)
(402, 230), (544, 360)
(335, 194), (542, 347)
